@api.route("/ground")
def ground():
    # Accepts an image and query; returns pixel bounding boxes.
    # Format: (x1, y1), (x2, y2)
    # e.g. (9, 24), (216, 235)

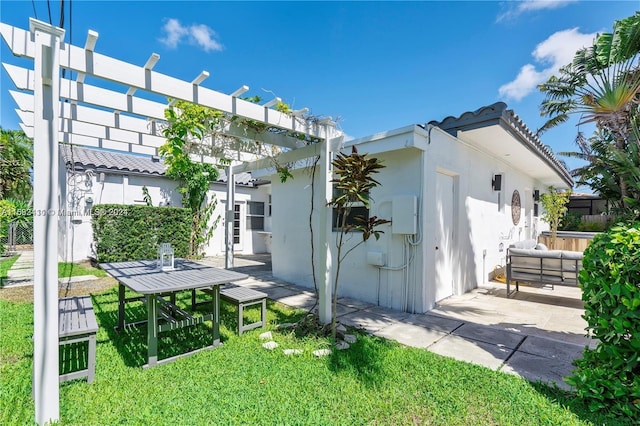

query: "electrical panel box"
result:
(392, 195), (417, 234)
(367, 251), (386, 266)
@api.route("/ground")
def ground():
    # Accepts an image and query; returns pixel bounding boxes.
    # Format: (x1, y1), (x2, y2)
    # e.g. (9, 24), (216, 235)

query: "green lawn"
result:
(0, 255), (19, 285)
(58, 261), (107, 279)
(0, 289), (630, 425)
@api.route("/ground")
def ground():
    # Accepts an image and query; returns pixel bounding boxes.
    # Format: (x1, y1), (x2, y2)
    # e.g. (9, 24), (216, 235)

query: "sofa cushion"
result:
(508, 248), (562, 258)
(509, 239), (537, 250)
(535, 243), (548, 250)
(561, 251), (583, 260)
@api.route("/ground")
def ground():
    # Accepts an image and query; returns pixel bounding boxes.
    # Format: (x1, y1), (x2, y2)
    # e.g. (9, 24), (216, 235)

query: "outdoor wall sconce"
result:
(492, 174), (502, 191)
(533, 190), (540, 201)
(157, 243), (175, 271)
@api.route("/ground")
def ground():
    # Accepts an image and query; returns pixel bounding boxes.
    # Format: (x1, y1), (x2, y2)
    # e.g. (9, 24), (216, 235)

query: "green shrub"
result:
(567, 222), (640, 418)
(559, 212), (582, 231)
(92, 204), (191, 262)
(577, 220), (607, 232)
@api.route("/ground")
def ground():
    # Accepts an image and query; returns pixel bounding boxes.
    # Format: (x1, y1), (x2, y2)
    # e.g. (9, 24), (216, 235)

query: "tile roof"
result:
(59, 144), (268, 187)
(428, 102), (573, 187)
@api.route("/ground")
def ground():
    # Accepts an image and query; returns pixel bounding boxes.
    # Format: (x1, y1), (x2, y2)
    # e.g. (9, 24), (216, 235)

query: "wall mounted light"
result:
(85, 196), (93, 205)
(533, 189), (540, 201)
(492, 174), (502, 191)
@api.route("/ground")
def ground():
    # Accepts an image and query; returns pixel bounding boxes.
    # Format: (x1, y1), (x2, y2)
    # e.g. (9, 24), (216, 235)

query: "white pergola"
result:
(1, 19), (343, 424)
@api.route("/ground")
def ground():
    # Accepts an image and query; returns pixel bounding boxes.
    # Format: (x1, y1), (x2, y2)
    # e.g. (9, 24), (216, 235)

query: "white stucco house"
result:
(58, 102), (572, 316)
(267, 102), (573, 313)
(58, 144), (272, 262)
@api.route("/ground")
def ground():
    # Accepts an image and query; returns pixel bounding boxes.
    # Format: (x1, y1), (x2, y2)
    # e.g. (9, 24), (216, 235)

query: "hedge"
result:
(92, 204), (191, 262)
(567, 222), (640, 418)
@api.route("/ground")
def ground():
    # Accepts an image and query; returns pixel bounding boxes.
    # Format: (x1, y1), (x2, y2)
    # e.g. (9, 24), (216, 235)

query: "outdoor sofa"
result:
(505, 239), (583, 296)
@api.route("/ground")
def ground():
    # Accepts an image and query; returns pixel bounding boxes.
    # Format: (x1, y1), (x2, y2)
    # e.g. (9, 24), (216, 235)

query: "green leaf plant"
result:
(160, 101), (224, 258)
(327, 146), (390, 339)
(539, 187), (571, 248)
(567, 222), (640, 418)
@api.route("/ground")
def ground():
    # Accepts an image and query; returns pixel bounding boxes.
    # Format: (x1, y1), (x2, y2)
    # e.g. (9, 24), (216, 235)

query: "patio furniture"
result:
(58, 296), (98, 383)
(506, 239), (583, 296)
(193, 285), (267, 335)
(99, 259), (247, 368)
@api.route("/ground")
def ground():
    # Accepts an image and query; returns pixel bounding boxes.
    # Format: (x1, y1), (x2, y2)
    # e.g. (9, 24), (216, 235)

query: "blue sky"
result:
(1, 1), (638, 188)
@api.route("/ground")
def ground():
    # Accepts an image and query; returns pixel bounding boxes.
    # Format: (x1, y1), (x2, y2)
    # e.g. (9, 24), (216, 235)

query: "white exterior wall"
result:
(58, 167), (271, 261)
(421, 127), (549, 310)
(271, 125), (554, 313)
(271, 143), (425, 312)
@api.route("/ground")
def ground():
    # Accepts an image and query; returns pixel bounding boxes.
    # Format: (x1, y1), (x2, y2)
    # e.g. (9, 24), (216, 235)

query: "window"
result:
(331, 187), (369, 231)
(332, 205), (369, 230)
(246, 201), (265, 230)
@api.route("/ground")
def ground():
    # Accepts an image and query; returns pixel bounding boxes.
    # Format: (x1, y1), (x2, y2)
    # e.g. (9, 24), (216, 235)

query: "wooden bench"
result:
(58, 296), (98, 383)
(192, 285), (267, 335)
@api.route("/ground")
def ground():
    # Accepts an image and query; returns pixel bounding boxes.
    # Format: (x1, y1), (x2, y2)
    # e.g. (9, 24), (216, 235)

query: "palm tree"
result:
(538, 12), (640, 210)
(0, 127), (33, 201)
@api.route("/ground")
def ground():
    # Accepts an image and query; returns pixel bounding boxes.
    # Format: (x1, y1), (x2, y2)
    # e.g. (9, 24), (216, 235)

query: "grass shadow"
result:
(327, 333), (396, 388)
(92, 288), (223, 368)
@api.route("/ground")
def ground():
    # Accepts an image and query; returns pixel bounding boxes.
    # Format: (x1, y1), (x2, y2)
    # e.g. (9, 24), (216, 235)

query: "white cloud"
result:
(499, 28), (596, 101)
(189, 24), (223, 52)
(159, 18), (188, 49)
(497, 0), (577, 22)
(159, 18), (223, 52)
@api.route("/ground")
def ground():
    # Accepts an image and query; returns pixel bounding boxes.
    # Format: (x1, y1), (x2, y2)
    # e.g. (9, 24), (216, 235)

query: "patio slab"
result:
(259, 286), (300, 301)
(517, 335), (587, 361)
(338, 310), (399, 333)
(404, 313), (464, 334)
(501, 351), (575, 391)
(362, 305), (412, 322)
(452, 323), (525, 350)
(373, 323), (447, 348)
(275, 292), (317, 310)
(337, 297), (375, 310)
(428, 335), (513, 370)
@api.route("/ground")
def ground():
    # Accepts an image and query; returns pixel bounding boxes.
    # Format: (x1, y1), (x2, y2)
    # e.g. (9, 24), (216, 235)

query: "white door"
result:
(435, 172), (454, 302)
(222, 201), (244, 251)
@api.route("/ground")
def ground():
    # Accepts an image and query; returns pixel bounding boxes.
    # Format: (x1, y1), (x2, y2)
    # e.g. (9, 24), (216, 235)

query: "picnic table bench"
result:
(193, 285), (267, 335)
(58, 296), (98, 383)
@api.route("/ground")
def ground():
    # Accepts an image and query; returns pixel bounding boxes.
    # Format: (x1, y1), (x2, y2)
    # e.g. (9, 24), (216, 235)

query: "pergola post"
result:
(225, 166), (235, 269)
(29, 18), (65, 425)
(317, 137), (333, 324)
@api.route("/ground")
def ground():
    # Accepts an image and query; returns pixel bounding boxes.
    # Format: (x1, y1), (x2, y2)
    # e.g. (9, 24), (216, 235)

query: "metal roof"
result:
(59, 144), (268, 187)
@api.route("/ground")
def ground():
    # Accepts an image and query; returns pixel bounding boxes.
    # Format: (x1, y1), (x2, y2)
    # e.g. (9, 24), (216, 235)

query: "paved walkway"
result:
(200, 254), (594, 391)
(3, 250), (34, 287)
(5, 251), (594, 390)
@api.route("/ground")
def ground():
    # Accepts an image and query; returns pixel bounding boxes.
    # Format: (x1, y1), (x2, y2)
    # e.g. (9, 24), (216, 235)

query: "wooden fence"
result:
(538, 231), (597, 252)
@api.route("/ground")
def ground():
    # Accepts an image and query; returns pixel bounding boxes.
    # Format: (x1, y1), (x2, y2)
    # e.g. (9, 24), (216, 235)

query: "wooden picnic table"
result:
(99, 259), (247, 368)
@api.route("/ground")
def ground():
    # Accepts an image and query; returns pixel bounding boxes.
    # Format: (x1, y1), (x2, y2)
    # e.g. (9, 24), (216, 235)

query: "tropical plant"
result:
(568, 223), (640, 418)
(328, 147), (390, 339)
(539, 187), (571, 248)
(161, 101), (224, 258)
(142, 185), (153, 207)
(0, 127), (33, 201)
(539, 13), (640, 211)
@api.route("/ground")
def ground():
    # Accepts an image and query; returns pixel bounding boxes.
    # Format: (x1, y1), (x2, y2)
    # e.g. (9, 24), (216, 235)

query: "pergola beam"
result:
(6, 64), (314, 153)
(0, 23), (325, 138)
